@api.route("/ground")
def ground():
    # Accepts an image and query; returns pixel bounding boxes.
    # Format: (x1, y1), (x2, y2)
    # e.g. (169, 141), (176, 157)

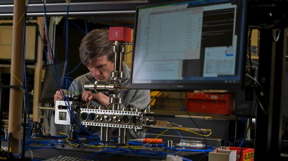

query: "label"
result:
(244, 151), (254, 161)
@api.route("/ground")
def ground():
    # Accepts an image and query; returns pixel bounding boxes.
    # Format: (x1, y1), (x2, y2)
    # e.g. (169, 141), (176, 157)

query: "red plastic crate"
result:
(186, 92), (234, 114)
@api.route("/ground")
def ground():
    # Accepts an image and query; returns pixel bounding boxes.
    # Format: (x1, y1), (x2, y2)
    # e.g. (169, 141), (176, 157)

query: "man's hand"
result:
(82, 91), (110, 106)
(54, 89), (67, 103)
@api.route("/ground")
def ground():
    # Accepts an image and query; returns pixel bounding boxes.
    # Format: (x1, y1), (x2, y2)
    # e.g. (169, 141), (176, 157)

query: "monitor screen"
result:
(130, 0), (247, 90)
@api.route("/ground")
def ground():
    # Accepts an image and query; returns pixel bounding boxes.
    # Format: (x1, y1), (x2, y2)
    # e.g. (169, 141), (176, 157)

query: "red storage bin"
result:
(186, 92), (234, 114)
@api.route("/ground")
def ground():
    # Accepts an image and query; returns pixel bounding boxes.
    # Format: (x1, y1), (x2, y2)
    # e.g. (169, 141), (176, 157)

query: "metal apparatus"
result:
(53, 27), (152, 145)
(54, 27), (212, 146)
(81, 40), (136, 144)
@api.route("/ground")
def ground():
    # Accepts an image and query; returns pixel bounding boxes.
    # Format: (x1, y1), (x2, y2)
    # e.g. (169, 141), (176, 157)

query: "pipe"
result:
(0, 10), (135, 17)
(8, 0), (25, 154)
(32, 17), (44, 123)
(28, 1), (147, 6)
(0, 1), (147, 8)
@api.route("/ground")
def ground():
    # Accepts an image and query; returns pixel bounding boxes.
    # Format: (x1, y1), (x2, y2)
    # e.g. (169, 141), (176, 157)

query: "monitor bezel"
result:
(129, 0), (247, 91)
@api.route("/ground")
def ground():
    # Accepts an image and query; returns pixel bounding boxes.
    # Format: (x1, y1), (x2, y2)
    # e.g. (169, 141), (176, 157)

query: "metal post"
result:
(100, 126), (110, 143)
(118, 128), (128, 145)
(32, 17), (44, 123)
(113, 41), (122, 73)
(255, 28), (286, 161)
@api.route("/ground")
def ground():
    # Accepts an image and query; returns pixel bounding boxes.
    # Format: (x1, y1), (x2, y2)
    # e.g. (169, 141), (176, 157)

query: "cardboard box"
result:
(209, 149), (237, 161)
(228, 147), (254, 161)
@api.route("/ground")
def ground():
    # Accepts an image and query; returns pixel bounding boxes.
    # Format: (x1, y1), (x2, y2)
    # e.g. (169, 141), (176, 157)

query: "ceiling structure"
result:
(0, 0), (167, 16)
(0, 0), (168, 27)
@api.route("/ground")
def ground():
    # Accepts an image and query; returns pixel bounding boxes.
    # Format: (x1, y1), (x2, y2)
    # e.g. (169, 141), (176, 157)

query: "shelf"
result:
(150, 109), (236, 121)
(0, 64), (35, 68)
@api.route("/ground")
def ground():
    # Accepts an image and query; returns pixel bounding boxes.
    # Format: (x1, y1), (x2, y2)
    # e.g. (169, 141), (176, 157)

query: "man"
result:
(51, 29), (150, 136)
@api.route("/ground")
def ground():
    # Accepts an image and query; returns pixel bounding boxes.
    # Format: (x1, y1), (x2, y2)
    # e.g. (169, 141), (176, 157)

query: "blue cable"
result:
(128, 141), (166, 147)
(145, 128), (183, 155)
(64, 12), (87, 76)
(1, 137), (7, 141)
(169, 146), (215, 152)
(33, 134), (68, 139)
(183, 158), (193, 161)
(60, 99), (100, 142)
(85, 18), (88, 34)
(21, 1), (35, 150)
(51, 63), (63, 90)
(65, 61), (82, 76)
(83, 141), (102, 147)
(43, 2), (55, 64)
(237, 118), (248, 147)
(42, 2), (63, 92)
(40, 90), (92, 148)
(55, 5), (95, 141)
(59, 76), (80, 93)
(70, 20), (86, 34)
(64, 4), (70, 89)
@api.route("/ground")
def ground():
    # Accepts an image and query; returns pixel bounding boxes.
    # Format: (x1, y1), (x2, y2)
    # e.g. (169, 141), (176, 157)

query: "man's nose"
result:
(90, 68), (100, 76)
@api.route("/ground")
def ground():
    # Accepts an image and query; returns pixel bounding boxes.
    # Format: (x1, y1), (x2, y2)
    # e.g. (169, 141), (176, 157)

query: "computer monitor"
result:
(130, 0), (247, 90)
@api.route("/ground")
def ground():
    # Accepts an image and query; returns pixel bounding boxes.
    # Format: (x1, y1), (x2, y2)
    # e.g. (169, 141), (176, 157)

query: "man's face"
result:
(87, 55), (114, 81)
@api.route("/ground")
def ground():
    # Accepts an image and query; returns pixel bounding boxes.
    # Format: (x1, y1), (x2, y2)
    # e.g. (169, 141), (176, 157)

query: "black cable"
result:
(247, 28), (253, 72)
(131, 90), (162, 138)
(233, 116), (238, 146)
(245, 73), (268, 114)
(245, 74), (265, 94)
(244, 28), (254, 86)
(139, 91), (162, 118)
(254, 93), (268, 114)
